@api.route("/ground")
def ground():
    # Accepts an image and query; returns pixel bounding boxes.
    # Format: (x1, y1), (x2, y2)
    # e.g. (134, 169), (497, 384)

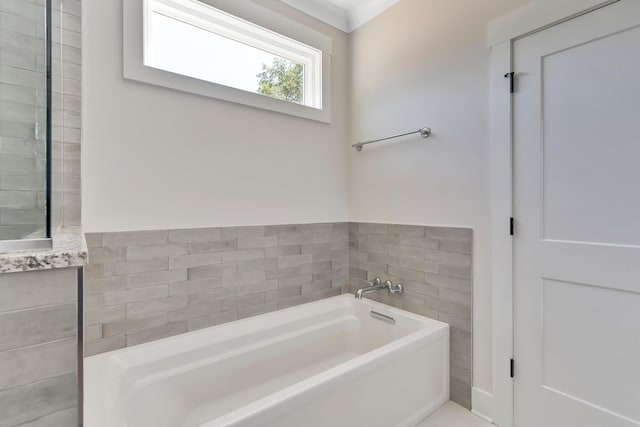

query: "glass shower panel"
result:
(0, 1), (49, 240)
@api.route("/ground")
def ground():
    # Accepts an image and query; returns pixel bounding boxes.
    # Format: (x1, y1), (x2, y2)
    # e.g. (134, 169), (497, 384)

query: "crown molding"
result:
(280, 0), (401, 33)
(280, 0), (351, 32)
(348, 0), (400, 31)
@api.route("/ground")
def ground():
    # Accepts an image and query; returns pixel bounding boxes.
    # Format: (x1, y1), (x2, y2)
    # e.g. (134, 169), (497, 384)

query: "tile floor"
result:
(417, 401), (493, 427)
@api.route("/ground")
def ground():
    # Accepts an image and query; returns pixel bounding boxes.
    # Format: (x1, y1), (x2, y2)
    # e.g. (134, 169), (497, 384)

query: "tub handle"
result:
(370, 311), (396, 325)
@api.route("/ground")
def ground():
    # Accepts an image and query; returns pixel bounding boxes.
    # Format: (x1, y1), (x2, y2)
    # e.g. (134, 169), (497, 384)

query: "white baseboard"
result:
(471, 387), (494, 424)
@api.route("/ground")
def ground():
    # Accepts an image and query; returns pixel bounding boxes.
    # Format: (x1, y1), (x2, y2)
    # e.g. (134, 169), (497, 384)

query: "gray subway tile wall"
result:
(83, 223), (349, 356)
(54, 0), (83, 229)
(347, 223), (473, 409)
(0, 268), (79, 427)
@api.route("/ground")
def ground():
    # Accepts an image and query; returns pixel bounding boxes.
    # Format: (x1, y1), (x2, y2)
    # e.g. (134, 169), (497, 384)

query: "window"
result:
(124, 0), (331, 122)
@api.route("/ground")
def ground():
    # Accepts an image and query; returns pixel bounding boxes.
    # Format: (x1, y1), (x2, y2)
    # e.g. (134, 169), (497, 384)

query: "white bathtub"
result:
(85, 295), (449, 427)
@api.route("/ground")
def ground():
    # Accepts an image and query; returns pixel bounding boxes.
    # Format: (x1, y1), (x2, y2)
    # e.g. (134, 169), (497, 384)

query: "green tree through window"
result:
(256, 58), (304, 104)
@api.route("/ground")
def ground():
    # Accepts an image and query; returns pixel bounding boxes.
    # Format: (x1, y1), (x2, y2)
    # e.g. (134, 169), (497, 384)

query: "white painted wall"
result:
(82, 0), (350, 232)
(348, 0), (531, 393)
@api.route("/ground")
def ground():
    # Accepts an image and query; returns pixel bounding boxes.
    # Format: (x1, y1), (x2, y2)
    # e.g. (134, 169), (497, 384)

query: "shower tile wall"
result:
(0, 268), (79, 427)
(0, 0), (48, 239)
(83, 223), (348, 356)
(54, 0), (82, 228)
(347, 223), (473, 409)
(0, 0), (82, 239)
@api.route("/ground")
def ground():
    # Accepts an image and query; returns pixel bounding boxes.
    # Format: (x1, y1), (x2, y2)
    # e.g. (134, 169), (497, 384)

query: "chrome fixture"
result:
(354, 277), (404, 300)
(352, 127), (431, 151)
(370, 310), (396, 325)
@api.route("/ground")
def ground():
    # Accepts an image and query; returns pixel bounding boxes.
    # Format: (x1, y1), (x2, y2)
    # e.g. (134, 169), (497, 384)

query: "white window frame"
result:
(123, 0), (332, 122)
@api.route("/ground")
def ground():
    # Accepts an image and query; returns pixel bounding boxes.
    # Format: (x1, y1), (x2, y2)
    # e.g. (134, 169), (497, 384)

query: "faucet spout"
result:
(354, 282), (387, 299)
(354, 278), (404, 300)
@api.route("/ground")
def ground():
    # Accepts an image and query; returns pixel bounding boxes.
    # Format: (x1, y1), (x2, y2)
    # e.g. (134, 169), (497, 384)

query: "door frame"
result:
(487, 1), (620, 426)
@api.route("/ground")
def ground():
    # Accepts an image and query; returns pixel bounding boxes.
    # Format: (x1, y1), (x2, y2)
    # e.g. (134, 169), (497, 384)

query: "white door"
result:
(513, 1), (640, 426)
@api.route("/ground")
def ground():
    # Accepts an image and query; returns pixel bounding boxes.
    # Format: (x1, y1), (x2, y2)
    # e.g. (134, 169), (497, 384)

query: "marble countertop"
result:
(0, 227), (88, 274)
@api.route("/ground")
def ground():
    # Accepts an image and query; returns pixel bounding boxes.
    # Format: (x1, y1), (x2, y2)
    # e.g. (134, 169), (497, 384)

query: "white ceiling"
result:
(280, 0), (401, 33)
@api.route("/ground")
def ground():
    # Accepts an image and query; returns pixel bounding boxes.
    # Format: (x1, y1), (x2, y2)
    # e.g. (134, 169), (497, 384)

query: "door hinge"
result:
(504, 72), (515, 93)
(510, 217), (515, 236)
(510, 358), (515, 378)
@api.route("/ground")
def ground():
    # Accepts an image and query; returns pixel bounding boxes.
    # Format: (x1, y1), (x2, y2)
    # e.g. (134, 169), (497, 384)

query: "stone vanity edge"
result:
(0, 227), (88, 274)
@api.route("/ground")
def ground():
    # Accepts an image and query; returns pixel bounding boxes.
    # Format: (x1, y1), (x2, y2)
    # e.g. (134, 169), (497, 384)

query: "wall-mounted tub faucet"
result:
(354, 277), (404, 300)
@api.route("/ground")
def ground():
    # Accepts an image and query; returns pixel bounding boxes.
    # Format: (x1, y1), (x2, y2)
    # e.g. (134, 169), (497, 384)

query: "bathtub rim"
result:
(85, 294), (449, 427)
(86, 295), (447, 363)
